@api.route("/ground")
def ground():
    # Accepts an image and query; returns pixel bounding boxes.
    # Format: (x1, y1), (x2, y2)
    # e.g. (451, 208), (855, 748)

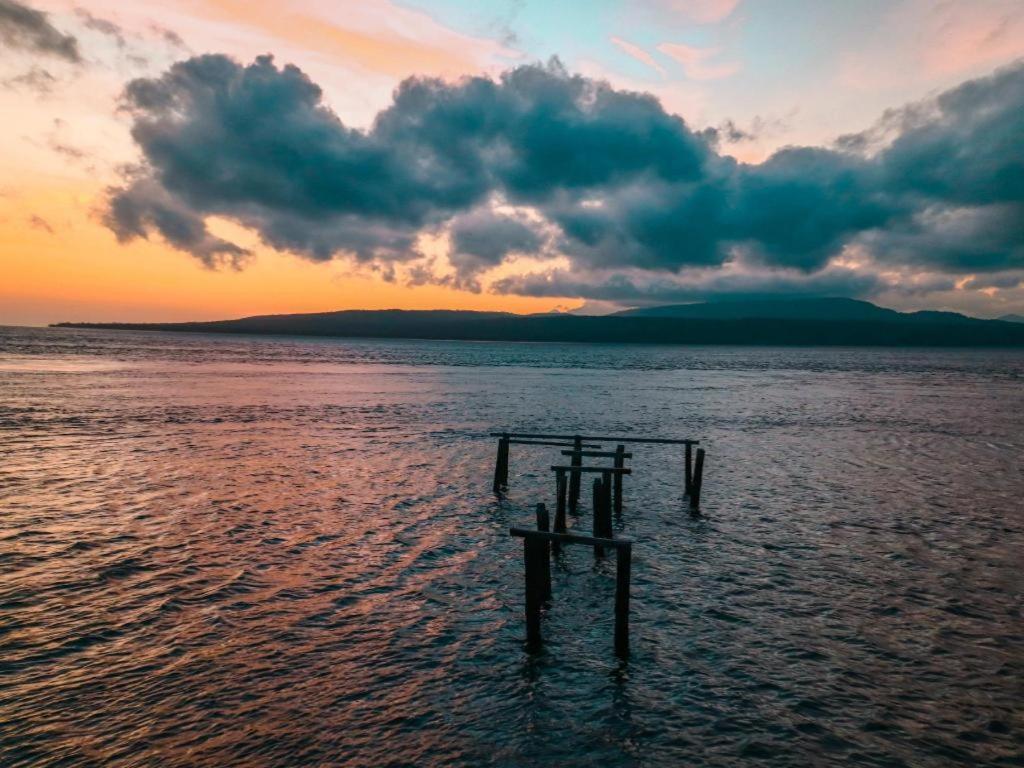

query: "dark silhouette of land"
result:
(54, 298), (1024, 347)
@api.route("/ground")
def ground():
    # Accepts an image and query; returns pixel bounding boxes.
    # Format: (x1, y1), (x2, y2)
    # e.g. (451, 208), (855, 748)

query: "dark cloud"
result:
(1, 64), (55, 92)
(105, 54), (1024, 302)
(104, 177), (251, 269)
(28, 214), (53, 233)
(448, 209), (544, 287)
(491, 265), (883, 305)
(150, 24), (186, 50)
(74, 8), (126, 48)
(107, 55), (710, 265)
(0, 0), (80, 62)
(962, 271), (1024, 290)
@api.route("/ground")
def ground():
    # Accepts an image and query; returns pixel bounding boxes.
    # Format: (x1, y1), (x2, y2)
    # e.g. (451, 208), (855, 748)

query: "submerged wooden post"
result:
(684, 442), (693, 498)
(596, 474), (613, 558)
(592, 477), (605, 558)
(689, 447), (705, 512)
(511, 528), (634, 659)
(613, 444), (625, 514)
(535, 503), (552, 601)
(492, 437), (503, 493)
(493, 435), (510, 493)
(523, 537), (544, 650)
(569, 435), (583, 512)
(601, 470), (613, 526)
(501, 434), (510, 489)
(615, 541), (632, 658)
(553, 470), (567, 553)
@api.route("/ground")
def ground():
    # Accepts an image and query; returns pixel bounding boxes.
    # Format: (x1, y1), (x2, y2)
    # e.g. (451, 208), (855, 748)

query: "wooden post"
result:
(492, 437), (503, 493)
(592, 477), (605, 558)
(614, 541), (632, 659)
(493, 436), (510, 493)
(613, 444), (625, 514)
(689, 447), (705, 512)
(569, 435), (583, 512)
(601, 470), (612, 528)
(500, 434), (510, 489)
(511, 527), (634, 658)
(684, 442), (693, 498)
(523, 537), (543, 650)
(554, 470), (567, 553)
(596, 472), (613, 550)
(535, 504), (552, 602)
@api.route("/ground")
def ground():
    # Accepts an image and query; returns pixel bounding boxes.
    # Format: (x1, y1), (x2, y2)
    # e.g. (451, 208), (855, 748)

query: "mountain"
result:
(998, 314), (1024, 323)
(53, 299), (1024, 347)
(613, 297), (979, 323)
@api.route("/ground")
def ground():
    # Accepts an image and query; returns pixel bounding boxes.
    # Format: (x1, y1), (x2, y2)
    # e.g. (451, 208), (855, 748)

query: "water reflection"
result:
(1, 326), (1022, 766)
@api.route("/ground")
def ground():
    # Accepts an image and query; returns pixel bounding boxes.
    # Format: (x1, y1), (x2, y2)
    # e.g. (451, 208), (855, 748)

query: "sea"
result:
(1, 325), (1022, 767)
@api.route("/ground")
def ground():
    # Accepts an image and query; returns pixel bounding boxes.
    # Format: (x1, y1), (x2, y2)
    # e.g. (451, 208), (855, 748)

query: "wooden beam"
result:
(550, 465), (631, 474)
(510, 439), (602, 448)
(510, 527), (632, 550)
(491, 432), (699, 445)
(560, 449), (633, 459)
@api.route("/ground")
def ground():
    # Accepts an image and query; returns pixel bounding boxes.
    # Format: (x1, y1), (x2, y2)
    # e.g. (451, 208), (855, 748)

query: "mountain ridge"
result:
(52, 298), (1024, 347)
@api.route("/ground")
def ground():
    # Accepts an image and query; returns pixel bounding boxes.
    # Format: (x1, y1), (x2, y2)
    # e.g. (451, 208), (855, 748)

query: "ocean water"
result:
(1, 325), (1022, 767)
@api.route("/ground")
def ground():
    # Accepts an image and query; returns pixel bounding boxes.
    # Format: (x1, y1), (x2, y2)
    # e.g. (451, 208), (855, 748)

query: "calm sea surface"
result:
(1, 326), (1022, 767)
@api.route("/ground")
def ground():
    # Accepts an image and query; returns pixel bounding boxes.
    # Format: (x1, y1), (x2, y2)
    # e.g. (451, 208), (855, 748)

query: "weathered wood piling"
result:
(492, 435), (601, 495)
(614, 542), (632, 657)
(492, 433), (509, 493)
(511, 526), (633, 659)
(492, 429), (709, 658)
(534, 503), (552, 601)
(568, 435), (583, 511)
(591, 476), (613, 557)
(613, 444), (626, 514)
(491, 432), (701, 504)
(689, 447), (706, 512)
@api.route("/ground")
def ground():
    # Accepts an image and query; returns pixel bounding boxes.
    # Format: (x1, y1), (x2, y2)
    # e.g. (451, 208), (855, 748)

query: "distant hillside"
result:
(998, 314), (1024, 323)
(614, 297), (978, 323)
(53, 302), (1024, 347)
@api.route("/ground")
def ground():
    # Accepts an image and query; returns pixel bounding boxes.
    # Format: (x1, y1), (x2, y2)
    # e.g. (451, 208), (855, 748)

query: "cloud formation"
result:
(106, 54), (1024, 301)
(74, 7), (126, 49)
(0, 0), (80, 62)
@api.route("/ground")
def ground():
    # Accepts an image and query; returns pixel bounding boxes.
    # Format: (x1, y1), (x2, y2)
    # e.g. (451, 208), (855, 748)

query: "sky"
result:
(1, 0), (1023, 324)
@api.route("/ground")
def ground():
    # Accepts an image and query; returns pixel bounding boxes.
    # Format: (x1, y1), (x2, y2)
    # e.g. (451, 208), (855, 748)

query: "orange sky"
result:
(0, 0), (558, 325)
(2, 181), (559, 325)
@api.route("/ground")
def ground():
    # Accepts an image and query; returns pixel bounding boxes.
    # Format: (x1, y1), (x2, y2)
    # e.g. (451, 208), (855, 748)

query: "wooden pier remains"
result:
(492, 435), (601, 493)
(511, 523), (633, 658)
(491, 431), (705, 511)
(493, 428), (709, 659)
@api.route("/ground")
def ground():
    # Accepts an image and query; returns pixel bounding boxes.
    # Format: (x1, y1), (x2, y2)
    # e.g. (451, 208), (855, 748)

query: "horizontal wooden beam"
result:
(561, 449), (632, 459)
(550, 465), (631, 474)
(491, 432), (698, 446)
(509, 439), (602, 448)
(574, 436), (699, 446)
(510, 526), (633, 550)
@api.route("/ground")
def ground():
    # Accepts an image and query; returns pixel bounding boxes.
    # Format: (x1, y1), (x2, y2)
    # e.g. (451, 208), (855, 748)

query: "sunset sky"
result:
(2, 0), (1023, 325)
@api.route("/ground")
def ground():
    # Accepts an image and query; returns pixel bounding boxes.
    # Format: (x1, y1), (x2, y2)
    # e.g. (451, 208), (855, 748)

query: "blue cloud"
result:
(105, 54), (1024, 298)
